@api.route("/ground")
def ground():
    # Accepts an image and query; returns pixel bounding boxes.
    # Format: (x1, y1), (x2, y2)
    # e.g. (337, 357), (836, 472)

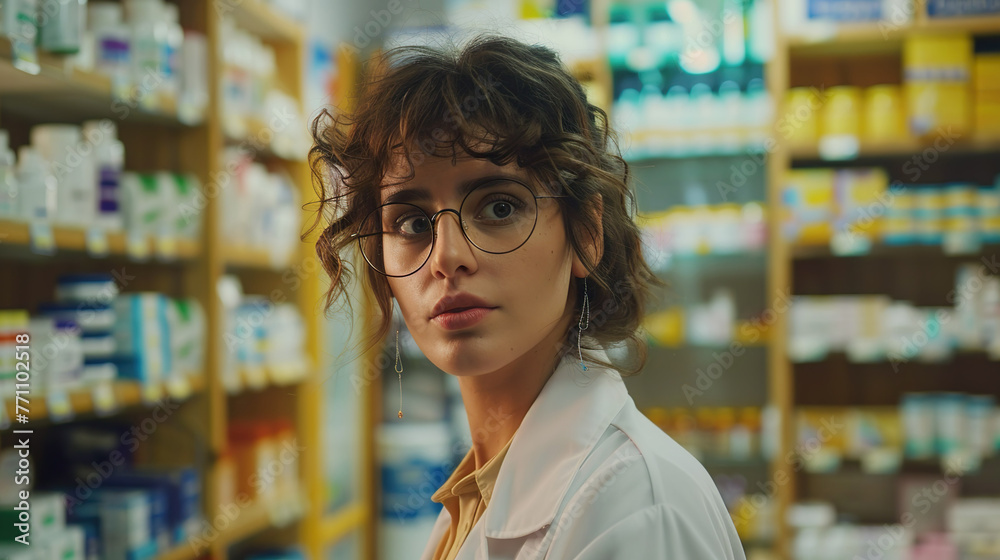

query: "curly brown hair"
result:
(305, 34), (661, 375)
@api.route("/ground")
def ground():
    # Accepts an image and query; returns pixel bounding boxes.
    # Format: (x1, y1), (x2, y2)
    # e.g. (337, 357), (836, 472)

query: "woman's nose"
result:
(427, 210), (479, 278)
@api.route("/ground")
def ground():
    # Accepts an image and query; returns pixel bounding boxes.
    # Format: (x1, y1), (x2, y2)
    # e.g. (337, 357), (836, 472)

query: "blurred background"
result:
(0, 0), (999, 559)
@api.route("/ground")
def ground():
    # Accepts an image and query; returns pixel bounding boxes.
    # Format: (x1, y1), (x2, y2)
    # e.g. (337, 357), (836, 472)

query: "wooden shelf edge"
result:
(1, 44), (192, 125)
(155, 542), (202, 560)
(789, 137), (1000, 161)
(206, 493), (307, 553)
(319, 502), (368, 545)
(790, 242), (1000, 259)
(3, 375), (205, 427)
(227, 0), (305, 43)
(222, 244), (293, 270)
(787, 16), (1000, 53)
(0, 220), (200, 260)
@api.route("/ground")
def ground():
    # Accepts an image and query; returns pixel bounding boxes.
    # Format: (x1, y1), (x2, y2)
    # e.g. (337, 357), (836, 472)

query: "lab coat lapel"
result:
(481, 347), (629, 540)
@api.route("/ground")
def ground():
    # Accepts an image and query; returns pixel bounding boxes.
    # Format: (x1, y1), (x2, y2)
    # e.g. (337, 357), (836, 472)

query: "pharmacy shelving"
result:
(790, 242), (1000, 259)
(0, 2), (373, 559)
(0, 218), (200, 259)
(788, 137), (1000, 161)
(225, 0), (306, 43)
(1, 376), (204, 426)
(786, 16), (1000, 56)
(0, 43), (188, 126)
(769, 4), (1000, 559)
(221, 243), (293, 270)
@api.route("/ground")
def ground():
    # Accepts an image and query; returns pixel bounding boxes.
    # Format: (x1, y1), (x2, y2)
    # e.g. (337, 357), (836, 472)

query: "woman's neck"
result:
(457, 314), (574, 470)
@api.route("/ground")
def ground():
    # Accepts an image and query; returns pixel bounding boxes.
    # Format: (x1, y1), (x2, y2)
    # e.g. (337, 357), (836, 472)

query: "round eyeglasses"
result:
(352, 178), (569, 277)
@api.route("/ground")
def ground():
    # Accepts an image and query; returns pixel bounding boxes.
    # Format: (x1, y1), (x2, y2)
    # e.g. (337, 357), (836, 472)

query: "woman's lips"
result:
(431, 306), (495, 330)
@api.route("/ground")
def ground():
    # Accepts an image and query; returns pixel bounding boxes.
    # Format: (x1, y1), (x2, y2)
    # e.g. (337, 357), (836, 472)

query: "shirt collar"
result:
(482, 346), (629, 539)
(431, 434), (514, 507)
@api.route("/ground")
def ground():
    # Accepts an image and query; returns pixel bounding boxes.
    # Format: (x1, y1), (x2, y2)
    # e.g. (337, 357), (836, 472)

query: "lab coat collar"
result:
(481, 346), (629, 539)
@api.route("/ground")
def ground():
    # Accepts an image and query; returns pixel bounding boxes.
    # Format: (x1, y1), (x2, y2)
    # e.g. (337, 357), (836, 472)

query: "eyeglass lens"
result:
(358, 179), (540, 276)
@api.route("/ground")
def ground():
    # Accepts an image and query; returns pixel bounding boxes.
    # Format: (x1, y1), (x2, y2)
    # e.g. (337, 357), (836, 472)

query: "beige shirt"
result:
(430, 436), (514, 560)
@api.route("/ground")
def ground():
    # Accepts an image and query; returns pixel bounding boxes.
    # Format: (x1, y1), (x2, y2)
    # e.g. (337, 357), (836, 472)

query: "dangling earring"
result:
(394, 329), (403, 419)
(578, 277), (590, 371)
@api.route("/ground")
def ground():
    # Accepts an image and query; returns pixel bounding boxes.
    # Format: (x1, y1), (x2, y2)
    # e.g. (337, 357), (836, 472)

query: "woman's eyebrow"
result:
(381, 173), (526, 205)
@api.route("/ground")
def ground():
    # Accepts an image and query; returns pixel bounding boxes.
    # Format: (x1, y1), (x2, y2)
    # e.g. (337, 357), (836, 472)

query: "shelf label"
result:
(156, 235), (178, 260)
(165, 375), (191, 400)
(29, 222), (56, 255)
(92, 381), (117, 416)
(942, 232), (980, 255)
(86, 227), (110, 257)
(927, 0), (1000, 16)
(141, 382), (163, 404)
(48, 391), (73, 423)
(830, 231), (872, 256)
(126, 230), (151, 260)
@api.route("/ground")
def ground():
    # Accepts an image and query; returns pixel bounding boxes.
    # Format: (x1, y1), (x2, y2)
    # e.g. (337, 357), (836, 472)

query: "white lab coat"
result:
(418, 346), (748, 560)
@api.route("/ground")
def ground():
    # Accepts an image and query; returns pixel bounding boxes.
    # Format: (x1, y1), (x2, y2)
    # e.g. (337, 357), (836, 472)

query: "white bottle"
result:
(82, 120), (125, 231)
(88, 2), (131, 96)
(39, 0), (86, 54)
(1, 0), (38, 46)
(0, 131), (18, 218)
(160, 3), (183, 108)
(178, 30), (208, 124)
(17, 146), (56, 222)
(31, 124), (94, 227)
(126, 0), (165, 110)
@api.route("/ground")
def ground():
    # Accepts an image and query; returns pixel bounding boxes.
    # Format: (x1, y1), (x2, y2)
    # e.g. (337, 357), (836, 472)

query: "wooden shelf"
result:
(320, 502), (368, 545)
(787, 16), (1000, 56)
(794, 352), (1000, 406)
(226, 0), (305, 43)
(222, 244), (293, 270)
(2, 376), (205, 427)
(0, 220), (200, 260)
(209, 494), (307, 553)
(789, 136), (1000, 161)
(0, 45), (191, 126)
(156, 543), (203, 560)
(791, 242), (1000, 259)
(223, 117), (308, 162)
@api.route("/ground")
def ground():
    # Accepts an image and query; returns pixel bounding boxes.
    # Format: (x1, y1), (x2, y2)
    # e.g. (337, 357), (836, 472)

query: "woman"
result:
(308, 35), (746, 560)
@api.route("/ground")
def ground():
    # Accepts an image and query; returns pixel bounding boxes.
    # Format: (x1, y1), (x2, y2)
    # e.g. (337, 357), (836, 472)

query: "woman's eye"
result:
(482, 200), (515, 220)
(398, 215), (431, 235)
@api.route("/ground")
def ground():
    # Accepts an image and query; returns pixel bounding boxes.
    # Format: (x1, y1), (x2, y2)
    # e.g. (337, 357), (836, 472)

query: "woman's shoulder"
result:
(586, 397), (729, 507)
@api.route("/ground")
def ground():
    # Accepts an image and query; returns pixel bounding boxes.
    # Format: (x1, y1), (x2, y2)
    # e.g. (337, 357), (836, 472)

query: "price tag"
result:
(942, 232), (980, 255)
(30, 222), (56, 255)
(86, 227), (110, 256)
(156, 235), (178, 260)
(92, 381), (117, 416)
(126, 230), (151, 260)
(47, 391), (74, 423)
(243, 366), (267, 391)
(141, 382), (163, 404)
(830, 231), (872, 256)
(166, 375), (191, 400)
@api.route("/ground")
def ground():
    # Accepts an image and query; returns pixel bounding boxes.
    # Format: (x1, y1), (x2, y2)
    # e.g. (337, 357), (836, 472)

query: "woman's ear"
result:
(571, 193), (604, 278)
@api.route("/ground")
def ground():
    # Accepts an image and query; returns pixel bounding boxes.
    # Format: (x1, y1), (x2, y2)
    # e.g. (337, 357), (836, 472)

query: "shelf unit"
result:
(769, 4), (1000, 559)
(0, 2), (372, 559)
